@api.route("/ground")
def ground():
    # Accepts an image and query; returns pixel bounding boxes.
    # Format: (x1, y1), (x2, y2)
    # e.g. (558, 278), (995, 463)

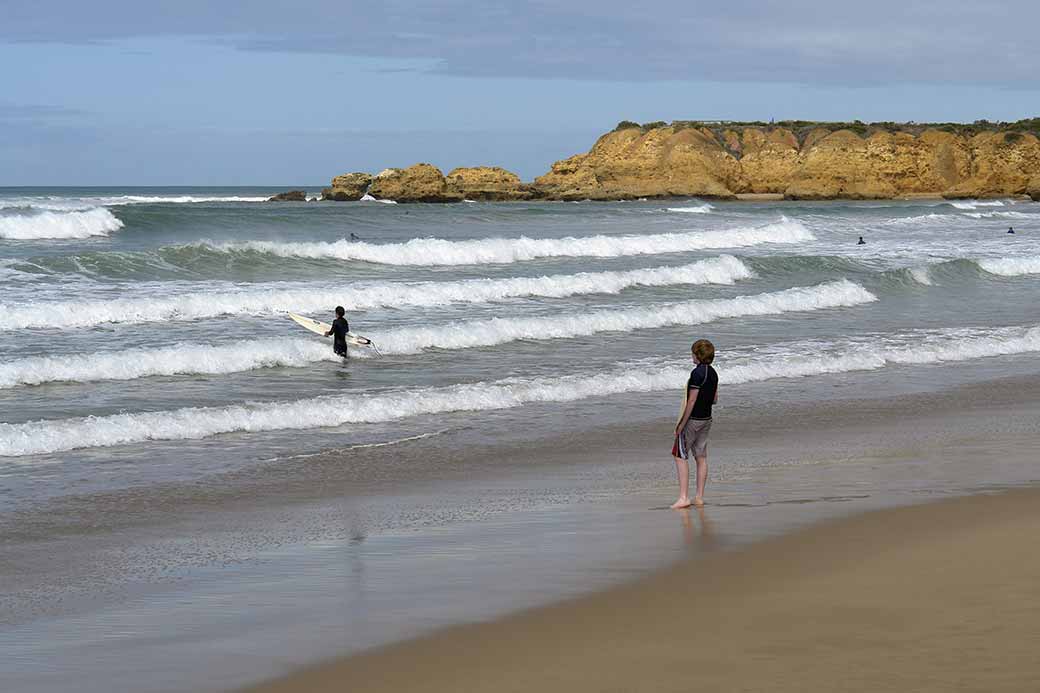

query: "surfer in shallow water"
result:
(325, 306), (350, 358)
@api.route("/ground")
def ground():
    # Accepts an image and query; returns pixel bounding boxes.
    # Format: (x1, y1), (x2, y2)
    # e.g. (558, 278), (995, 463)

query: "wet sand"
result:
(247, 488), (1040, 693)
(3, 372), (1040, 691)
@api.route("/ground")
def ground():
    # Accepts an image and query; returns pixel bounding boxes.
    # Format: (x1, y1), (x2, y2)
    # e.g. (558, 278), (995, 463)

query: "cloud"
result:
(0, 102), (85, 121)
(2, 0), (1038, 84)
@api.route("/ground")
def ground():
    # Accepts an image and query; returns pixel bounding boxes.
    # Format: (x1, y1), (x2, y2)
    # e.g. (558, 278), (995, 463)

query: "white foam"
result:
(360, 194), (397, 204)
(208, 217), (814, 266)
(0, 196), (270, 212)
(370, 280), (877, 354)
(7, 323), (1040, 457)
(950, 200), (1005, 210)
(0, 208), (123, 240)
(0, 275), (857, 389)
(883, 212), (953, 226)
(908, 266), (934, 285)
(976, 256), (1040, 276)
(962, 210), (1030, 219)
(666, 204), (714, 214)
(0, 339), (341, 389)
(0, 256), (753, 331)
(884, 326), (1040, 365)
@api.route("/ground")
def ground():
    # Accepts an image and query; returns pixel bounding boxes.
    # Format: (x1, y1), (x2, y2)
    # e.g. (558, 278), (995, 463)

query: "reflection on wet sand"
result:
(678, 505), (719, 552)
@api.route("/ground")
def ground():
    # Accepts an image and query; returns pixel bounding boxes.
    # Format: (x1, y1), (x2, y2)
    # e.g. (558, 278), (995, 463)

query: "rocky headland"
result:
(303, 119), (1040, 203)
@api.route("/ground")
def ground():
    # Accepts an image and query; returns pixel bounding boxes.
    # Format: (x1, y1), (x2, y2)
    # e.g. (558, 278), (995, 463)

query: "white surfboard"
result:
(288, 312), (374, 347)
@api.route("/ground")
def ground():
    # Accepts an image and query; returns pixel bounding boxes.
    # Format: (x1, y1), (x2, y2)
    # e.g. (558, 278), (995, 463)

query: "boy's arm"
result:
(675, 390), (698, 433)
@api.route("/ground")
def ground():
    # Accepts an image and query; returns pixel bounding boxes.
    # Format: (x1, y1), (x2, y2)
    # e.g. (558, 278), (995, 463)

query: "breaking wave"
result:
(0, 279), (870, 387)
(203, 217), (814, 266)
(0, 339), (341, 389)
(976, 256), (1040, 277)
(360, 194), (397, 204)
(0, 259), (37, 282)
(962, 210), (1031, 219)
(949, 200), (1005, 210)
(666, 204), (714, 214)
(370, 280), (877, 354)
(0, 196), (270, 212)
(6, 322), (1040, 457)
(908, 266), (934, 286)
(0, 256), (753, 331)
(0, 207), (124, 240)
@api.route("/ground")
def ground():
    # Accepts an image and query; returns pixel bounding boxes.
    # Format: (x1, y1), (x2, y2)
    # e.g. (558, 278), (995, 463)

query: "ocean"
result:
(2, 189), (1038, 482)
(2, 187), (1040, 691)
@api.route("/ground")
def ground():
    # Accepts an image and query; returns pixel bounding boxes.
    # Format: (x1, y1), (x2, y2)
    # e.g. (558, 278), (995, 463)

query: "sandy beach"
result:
(4, 369), (1040, 692)
(247, 487), (1040, 693)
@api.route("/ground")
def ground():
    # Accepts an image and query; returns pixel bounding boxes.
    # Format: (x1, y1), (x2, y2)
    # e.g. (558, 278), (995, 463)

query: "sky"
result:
(2, 0), (1039, 185)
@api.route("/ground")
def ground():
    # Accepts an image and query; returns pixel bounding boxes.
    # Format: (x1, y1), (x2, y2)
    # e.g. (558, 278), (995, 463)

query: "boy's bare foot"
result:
(670, 497), (692, 509)
(692, 497), (705, 507)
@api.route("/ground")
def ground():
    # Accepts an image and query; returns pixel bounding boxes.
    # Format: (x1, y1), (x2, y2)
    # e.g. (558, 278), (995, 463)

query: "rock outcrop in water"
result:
(267, 190), (308, 202)
(367, 164), (465, 203)
(1027, 175), (1040, 202)
(446, 166), (537, 201)
(321, 173), (373, 201)
(320, 120), (1040, 202)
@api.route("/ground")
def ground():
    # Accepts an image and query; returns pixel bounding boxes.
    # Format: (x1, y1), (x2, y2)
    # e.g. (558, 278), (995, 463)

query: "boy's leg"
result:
(693, 454), (708, 506)
(671, 456), (691, 509)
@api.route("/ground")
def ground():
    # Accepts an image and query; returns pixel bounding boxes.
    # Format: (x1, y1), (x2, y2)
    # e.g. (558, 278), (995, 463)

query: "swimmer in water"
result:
(857, 236), (866, 245)
(1008, 226), (1015, 234)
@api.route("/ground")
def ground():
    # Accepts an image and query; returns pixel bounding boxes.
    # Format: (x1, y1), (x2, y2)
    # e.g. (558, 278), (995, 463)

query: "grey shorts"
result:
(677, 418), (712, 459)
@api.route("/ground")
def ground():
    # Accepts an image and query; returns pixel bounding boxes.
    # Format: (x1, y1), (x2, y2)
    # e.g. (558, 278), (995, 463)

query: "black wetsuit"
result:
(330, 316), (350, 356)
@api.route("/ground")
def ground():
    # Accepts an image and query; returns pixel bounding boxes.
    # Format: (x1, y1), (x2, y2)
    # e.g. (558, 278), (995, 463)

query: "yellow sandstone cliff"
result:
(534, 123), (1040, 201)
(319, 121), (1040, 202)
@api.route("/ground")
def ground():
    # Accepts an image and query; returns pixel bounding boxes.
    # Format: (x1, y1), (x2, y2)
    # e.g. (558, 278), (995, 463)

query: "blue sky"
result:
(2, 1), (1039, 185)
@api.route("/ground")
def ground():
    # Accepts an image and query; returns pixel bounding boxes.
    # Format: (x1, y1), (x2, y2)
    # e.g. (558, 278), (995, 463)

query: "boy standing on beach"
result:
(671, 339), (718, 509)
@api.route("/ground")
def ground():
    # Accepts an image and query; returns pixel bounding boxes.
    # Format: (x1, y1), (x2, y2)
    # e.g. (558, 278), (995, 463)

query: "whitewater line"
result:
(0, 208), (124, 240)
(0, 256), (753, 331)
(0, 278), (866, 387)
(370, 280), (877, 354)
(976, 255), (1040, 277)
(5, 323), (1040, 457)
(0, 339), (343, 389)
(202, 217), (814, 266)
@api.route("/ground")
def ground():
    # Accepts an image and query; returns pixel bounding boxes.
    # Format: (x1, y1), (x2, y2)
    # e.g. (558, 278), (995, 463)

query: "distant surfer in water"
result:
(671, 339), (719, 509)
(325, 306), (350, 358)
(857, 236), (866, 245)
(1008, 226), (1015, 234)
(350, 233), (361, 241)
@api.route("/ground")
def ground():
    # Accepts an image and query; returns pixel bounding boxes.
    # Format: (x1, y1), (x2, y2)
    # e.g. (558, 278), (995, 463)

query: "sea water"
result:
(2, 188), (1039, 503)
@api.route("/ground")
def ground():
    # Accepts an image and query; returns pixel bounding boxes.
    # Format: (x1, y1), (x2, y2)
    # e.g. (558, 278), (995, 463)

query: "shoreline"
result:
(290, 191), (1035, 203)
(244, 487), (1040, 692)
(3, 370), (1040, 692)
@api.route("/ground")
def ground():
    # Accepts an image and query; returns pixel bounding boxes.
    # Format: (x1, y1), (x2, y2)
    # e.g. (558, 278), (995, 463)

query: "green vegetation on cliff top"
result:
(614, 117), (1040, 139)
